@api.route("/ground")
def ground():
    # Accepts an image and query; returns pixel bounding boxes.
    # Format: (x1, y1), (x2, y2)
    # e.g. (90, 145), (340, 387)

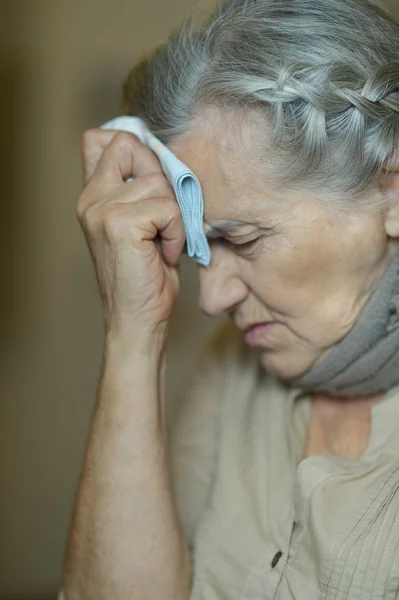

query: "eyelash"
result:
(226, 237), (262, 256)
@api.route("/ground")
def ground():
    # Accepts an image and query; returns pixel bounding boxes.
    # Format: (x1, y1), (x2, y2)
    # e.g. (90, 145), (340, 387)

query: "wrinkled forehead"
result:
(168, 114), (270, 222)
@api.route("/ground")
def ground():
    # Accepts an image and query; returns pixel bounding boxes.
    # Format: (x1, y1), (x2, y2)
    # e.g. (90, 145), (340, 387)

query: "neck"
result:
(303, 392), (383, 460)
(292, 250), (399, 397)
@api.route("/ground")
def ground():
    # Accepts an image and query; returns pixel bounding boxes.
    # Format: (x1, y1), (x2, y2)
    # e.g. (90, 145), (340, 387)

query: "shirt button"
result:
(271, 551), (283, 568)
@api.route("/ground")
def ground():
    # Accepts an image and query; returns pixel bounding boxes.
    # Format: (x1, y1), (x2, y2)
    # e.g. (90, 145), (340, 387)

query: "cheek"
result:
(245, 233), (348, 331)
(249, 235), (326, 295)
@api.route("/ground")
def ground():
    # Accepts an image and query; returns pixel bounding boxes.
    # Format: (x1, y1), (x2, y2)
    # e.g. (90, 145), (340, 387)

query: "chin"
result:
(258, 348), (315, 380)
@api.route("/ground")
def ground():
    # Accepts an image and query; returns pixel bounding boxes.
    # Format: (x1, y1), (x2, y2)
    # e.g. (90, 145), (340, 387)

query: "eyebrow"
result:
(204, 219), (258, 240)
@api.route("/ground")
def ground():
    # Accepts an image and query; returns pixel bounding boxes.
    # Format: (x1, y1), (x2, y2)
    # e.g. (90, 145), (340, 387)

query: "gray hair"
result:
(121, 0), (399, 206)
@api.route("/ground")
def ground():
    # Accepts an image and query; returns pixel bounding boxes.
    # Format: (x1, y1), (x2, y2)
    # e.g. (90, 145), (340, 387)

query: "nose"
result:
(198, 249), (248, 317)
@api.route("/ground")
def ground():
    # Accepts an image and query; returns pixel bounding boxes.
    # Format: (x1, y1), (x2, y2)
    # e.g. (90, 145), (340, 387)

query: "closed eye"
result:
(224, 236), (262, 256)
(182, 236), (261, 258)
(231, 238), (259, 250)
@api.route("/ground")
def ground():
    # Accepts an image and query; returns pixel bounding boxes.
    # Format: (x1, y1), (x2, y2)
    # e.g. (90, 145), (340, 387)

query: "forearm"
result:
(62, 333), (191, 600)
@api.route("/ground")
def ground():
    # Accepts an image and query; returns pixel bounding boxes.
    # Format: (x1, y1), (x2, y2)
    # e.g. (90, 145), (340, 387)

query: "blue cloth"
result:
(100, 116), (211, 267)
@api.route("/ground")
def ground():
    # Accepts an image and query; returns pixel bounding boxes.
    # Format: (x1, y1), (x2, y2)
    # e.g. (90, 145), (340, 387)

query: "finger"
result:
(104, 198), (186, 266)
(112, 173), (175, 205)
(136, 198), (186, 266)
(88, 130), (163, 191)
(79, 171), (176, 215)
(160, 214), (187, 267)
(81, 129), (120, 185)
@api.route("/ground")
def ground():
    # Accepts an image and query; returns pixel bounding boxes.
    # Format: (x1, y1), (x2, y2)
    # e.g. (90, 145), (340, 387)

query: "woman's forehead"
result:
(169, 127), (273, 222)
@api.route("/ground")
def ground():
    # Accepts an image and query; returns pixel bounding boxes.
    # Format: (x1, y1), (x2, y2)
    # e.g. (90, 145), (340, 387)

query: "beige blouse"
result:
(170, 322), (399, 600)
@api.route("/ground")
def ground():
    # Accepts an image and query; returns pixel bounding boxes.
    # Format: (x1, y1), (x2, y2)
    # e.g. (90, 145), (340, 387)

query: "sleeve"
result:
(168, 321), (240, 550)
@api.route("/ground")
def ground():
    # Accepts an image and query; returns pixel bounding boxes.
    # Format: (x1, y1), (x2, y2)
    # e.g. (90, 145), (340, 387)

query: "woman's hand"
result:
(62, 129), (191, 600)
(78, 128), (186, 339)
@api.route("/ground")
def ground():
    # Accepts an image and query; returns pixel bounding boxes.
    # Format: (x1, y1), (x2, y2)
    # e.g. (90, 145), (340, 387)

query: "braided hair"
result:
(122, 0), (399, 205)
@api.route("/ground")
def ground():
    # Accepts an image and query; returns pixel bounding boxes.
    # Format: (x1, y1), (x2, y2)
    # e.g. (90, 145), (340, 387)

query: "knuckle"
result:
(76, 193), (87, 221)
(76, 203), (83, 222)
(145, 172), (174, 195)
(77, 202), (94, 232)
(151, 196), (182, 226)
(167, 201), (182, 222)
(82, 128), (99, 152)
(159, 195), (180, 215)
(76, 193), (104, 235)
(112, 130), (136, 149)
(76, 187), (97, 223)
(102, 207), (125, 240)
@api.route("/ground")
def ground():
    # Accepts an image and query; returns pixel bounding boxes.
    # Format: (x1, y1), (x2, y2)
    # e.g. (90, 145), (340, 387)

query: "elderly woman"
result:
(61, 0), (399, 598)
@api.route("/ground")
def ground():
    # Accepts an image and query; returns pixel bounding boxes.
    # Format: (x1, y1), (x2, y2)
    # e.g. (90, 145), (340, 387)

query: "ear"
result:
(380, 169), (399, 239)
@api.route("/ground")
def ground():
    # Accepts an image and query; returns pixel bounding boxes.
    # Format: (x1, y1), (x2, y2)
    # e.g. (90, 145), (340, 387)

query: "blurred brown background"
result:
(0, 0), (398, 598)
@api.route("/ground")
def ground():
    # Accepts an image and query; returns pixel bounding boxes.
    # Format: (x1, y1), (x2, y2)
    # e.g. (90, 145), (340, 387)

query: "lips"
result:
(242, 321), (274, 333)
(242, 322), (276, 346)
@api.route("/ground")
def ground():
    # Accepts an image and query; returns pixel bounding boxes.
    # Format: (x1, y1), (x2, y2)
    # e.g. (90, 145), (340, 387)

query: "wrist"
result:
(100, 330), (167, 425)
(104, 321), (168, 358)
(102, 327), (167, 393)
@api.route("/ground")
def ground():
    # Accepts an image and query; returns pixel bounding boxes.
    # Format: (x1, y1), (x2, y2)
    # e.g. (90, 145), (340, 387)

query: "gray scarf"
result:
(292, 251), (399, 397)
